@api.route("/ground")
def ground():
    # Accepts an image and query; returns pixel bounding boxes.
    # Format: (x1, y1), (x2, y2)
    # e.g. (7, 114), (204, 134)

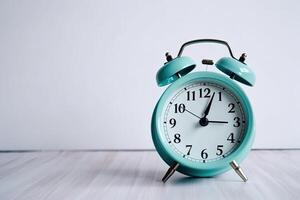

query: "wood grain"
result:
(0, 150), (299, 200)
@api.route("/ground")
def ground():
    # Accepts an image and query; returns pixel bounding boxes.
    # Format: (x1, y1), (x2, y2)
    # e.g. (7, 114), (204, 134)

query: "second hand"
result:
(185, 109), (228, 124)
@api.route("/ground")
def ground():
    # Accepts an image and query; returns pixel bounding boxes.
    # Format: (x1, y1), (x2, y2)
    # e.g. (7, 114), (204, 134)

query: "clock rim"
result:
(151, 71), (255, 177)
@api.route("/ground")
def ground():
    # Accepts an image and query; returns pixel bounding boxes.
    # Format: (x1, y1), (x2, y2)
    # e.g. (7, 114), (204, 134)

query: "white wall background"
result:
(0, 0), (299, 150)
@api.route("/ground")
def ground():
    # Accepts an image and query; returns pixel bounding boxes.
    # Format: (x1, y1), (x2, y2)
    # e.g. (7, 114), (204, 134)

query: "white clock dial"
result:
(162, 81), (247, 163)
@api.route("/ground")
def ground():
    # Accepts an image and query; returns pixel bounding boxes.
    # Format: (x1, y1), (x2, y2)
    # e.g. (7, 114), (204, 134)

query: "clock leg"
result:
(230, 160), (248, 182)
(162, 163), (179, 183)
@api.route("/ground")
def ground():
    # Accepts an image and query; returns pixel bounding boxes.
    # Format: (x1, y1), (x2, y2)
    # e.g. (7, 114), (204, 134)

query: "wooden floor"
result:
(0, 150), (299, 200)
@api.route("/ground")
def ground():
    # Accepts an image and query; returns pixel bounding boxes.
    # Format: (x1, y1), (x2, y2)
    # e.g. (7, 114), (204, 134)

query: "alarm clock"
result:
(151, 39), (255, 183)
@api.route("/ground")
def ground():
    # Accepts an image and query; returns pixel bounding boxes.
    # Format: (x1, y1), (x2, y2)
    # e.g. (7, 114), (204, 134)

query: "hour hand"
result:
(208, 120), (228, 124)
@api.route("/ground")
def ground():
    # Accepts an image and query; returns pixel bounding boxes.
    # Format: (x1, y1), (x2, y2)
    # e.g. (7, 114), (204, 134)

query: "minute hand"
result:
(203, 92), (215, 118)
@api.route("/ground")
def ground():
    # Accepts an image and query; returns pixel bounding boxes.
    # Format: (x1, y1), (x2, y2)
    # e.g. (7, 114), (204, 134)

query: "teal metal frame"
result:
(151, 71), (255, 177)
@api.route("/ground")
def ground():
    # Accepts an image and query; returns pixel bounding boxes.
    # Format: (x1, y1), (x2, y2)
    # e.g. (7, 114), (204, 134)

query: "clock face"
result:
(162, 81), (247, 163)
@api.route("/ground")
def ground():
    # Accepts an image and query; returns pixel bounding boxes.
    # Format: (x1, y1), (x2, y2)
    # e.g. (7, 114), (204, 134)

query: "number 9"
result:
(169, 118), (176, 128)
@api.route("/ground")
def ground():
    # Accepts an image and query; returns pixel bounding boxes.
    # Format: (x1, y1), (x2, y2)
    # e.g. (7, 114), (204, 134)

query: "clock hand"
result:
(207, 120), (228, 124)
(185, 107), (227, 126)
(203, 92), (215, 118)
(185, 108), (201, 119)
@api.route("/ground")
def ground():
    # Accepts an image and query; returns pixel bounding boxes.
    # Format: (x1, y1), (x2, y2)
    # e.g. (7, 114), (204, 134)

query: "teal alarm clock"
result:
(151, 39), (255, 183)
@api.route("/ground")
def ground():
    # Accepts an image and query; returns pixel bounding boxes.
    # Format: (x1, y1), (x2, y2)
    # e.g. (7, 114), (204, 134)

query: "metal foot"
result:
(162, 163), (179, 183)
(230, 160), (248, 182)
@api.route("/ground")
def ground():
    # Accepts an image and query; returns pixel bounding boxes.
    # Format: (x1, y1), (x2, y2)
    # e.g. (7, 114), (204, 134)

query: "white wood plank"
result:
(0, 150), (299, 200)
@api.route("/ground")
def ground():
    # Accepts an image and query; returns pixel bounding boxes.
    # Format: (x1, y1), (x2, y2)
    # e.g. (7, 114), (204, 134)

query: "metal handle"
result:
(177, 39), (236, 59)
